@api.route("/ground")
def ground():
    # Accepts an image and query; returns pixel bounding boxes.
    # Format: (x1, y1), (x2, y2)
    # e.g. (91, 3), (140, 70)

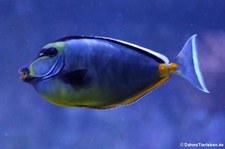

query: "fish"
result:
(19, 35), (209, 109)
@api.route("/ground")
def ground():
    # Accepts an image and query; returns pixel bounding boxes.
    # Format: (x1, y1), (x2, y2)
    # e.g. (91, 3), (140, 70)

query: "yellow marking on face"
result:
(29, 66), (35, 76)
(169, 63), (178, 72)
(29, 56), (49, 76)
(159, 64), (169, 77)
(43, 42), (65, 52)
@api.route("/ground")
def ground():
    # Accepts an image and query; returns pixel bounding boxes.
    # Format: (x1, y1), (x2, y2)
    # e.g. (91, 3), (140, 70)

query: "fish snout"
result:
(19, 67), (30, 81)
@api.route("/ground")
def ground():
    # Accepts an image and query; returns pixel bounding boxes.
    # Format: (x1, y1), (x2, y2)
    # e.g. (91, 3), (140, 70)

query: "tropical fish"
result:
(19, 35), (209, 109)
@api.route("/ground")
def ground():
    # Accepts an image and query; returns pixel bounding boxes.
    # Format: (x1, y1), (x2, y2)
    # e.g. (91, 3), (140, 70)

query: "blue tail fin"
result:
(172, 34), (209, 93)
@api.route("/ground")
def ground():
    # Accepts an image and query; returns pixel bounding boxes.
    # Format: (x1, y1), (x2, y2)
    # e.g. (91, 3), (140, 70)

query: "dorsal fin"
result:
(54, 35), (169, 63)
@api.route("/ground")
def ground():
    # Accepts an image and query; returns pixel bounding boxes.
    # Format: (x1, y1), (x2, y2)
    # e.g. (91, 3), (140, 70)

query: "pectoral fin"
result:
(61, 68), (91, 88)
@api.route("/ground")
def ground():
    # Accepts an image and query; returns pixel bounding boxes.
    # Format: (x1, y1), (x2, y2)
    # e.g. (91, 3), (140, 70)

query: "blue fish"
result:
(19, 35), (209, 109)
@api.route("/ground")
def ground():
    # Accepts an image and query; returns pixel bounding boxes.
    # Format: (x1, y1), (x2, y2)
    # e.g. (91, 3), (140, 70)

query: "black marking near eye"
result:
(39, 47), (58, 57)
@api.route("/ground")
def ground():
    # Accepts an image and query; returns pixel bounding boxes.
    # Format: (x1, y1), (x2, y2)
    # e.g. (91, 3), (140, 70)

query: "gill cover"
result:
(29, 42), (65, 79)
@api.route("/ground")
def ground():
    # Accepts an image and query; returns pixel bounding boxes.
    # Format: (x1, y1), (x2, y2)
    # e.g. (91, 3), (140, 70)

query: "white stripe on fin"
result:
(98, 36), (169, 64)
(56, 35), (169, 64)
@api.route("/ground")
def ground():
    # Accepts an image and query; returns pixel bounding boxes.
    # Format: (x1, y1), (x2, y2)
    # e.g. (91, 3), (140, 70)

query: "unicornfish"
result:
(19, 35), (209, 109)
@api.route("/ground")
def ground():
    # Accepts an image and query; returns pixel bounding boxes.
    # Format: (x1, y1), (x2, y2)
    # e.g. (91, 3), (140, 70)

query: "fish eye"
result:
(39, 47), (58, 57)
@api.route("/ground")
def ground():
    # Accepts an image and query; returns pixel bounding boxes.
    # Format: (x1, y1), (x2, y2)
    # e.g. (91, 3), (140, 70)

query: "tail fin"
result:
(171, 34), (209, 93)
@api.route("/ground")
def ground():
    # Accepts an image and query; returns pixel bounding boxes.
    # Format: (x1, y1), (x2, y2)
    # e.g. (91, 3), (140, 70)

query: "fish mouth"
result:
(19, 69), (35, 82)
(19, 70), (28, 80)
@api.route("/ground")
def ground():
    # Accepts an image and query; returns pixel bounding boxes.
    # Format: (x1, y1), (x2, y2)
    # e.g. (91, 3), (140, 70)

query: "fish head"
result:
(19, 42), (65, 83)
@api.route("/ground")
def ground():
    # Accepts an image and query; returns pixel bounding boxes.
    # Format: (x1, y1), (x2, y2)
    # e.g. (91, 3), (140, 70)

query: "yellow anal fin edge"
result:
(51, 75), (171, 109)
(99, 75), (171, 109)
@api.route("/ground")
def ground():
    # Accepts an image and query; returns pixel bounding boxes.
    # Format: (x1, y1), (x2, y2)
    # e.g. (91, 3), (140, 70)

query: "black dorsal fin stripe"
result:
(54, 35), (165, 63)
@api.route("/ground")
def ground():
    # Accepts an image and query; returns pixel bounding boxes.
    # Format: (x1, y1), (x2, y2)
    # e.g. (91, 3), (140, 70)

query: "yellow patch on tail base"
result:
(169, 63), (178, 72)
(159, 63), (179, 76)
(159, 64), (169, 77)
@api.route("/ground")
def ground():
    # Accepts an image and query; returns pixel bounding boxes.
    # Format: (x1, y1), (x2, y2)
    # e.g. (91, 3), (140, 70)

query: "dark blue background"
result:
(1, 0), (225, 148)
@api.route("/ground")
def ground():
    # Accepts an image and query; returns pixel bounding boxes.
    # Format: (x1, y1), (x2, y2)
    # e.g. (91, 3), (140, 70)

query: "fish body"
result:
(19, 35), (209, 109)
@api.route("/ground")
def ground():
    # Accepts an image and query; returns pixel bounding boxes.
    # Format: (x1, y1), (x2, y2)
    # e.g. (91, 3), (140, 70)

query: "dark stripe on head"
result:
(54, 36), (164, 63)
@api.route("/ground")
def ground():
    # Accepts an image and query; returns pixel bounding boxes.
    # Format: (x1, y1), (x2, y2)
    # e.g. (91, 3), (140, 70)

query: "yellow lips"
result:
(19, 70), (29, 80)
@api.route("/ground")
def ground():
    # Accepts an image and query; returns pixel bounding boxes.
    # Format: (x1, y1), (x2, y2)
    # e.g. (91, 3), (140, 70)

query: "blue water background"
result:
(1, 1), (225, 148)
